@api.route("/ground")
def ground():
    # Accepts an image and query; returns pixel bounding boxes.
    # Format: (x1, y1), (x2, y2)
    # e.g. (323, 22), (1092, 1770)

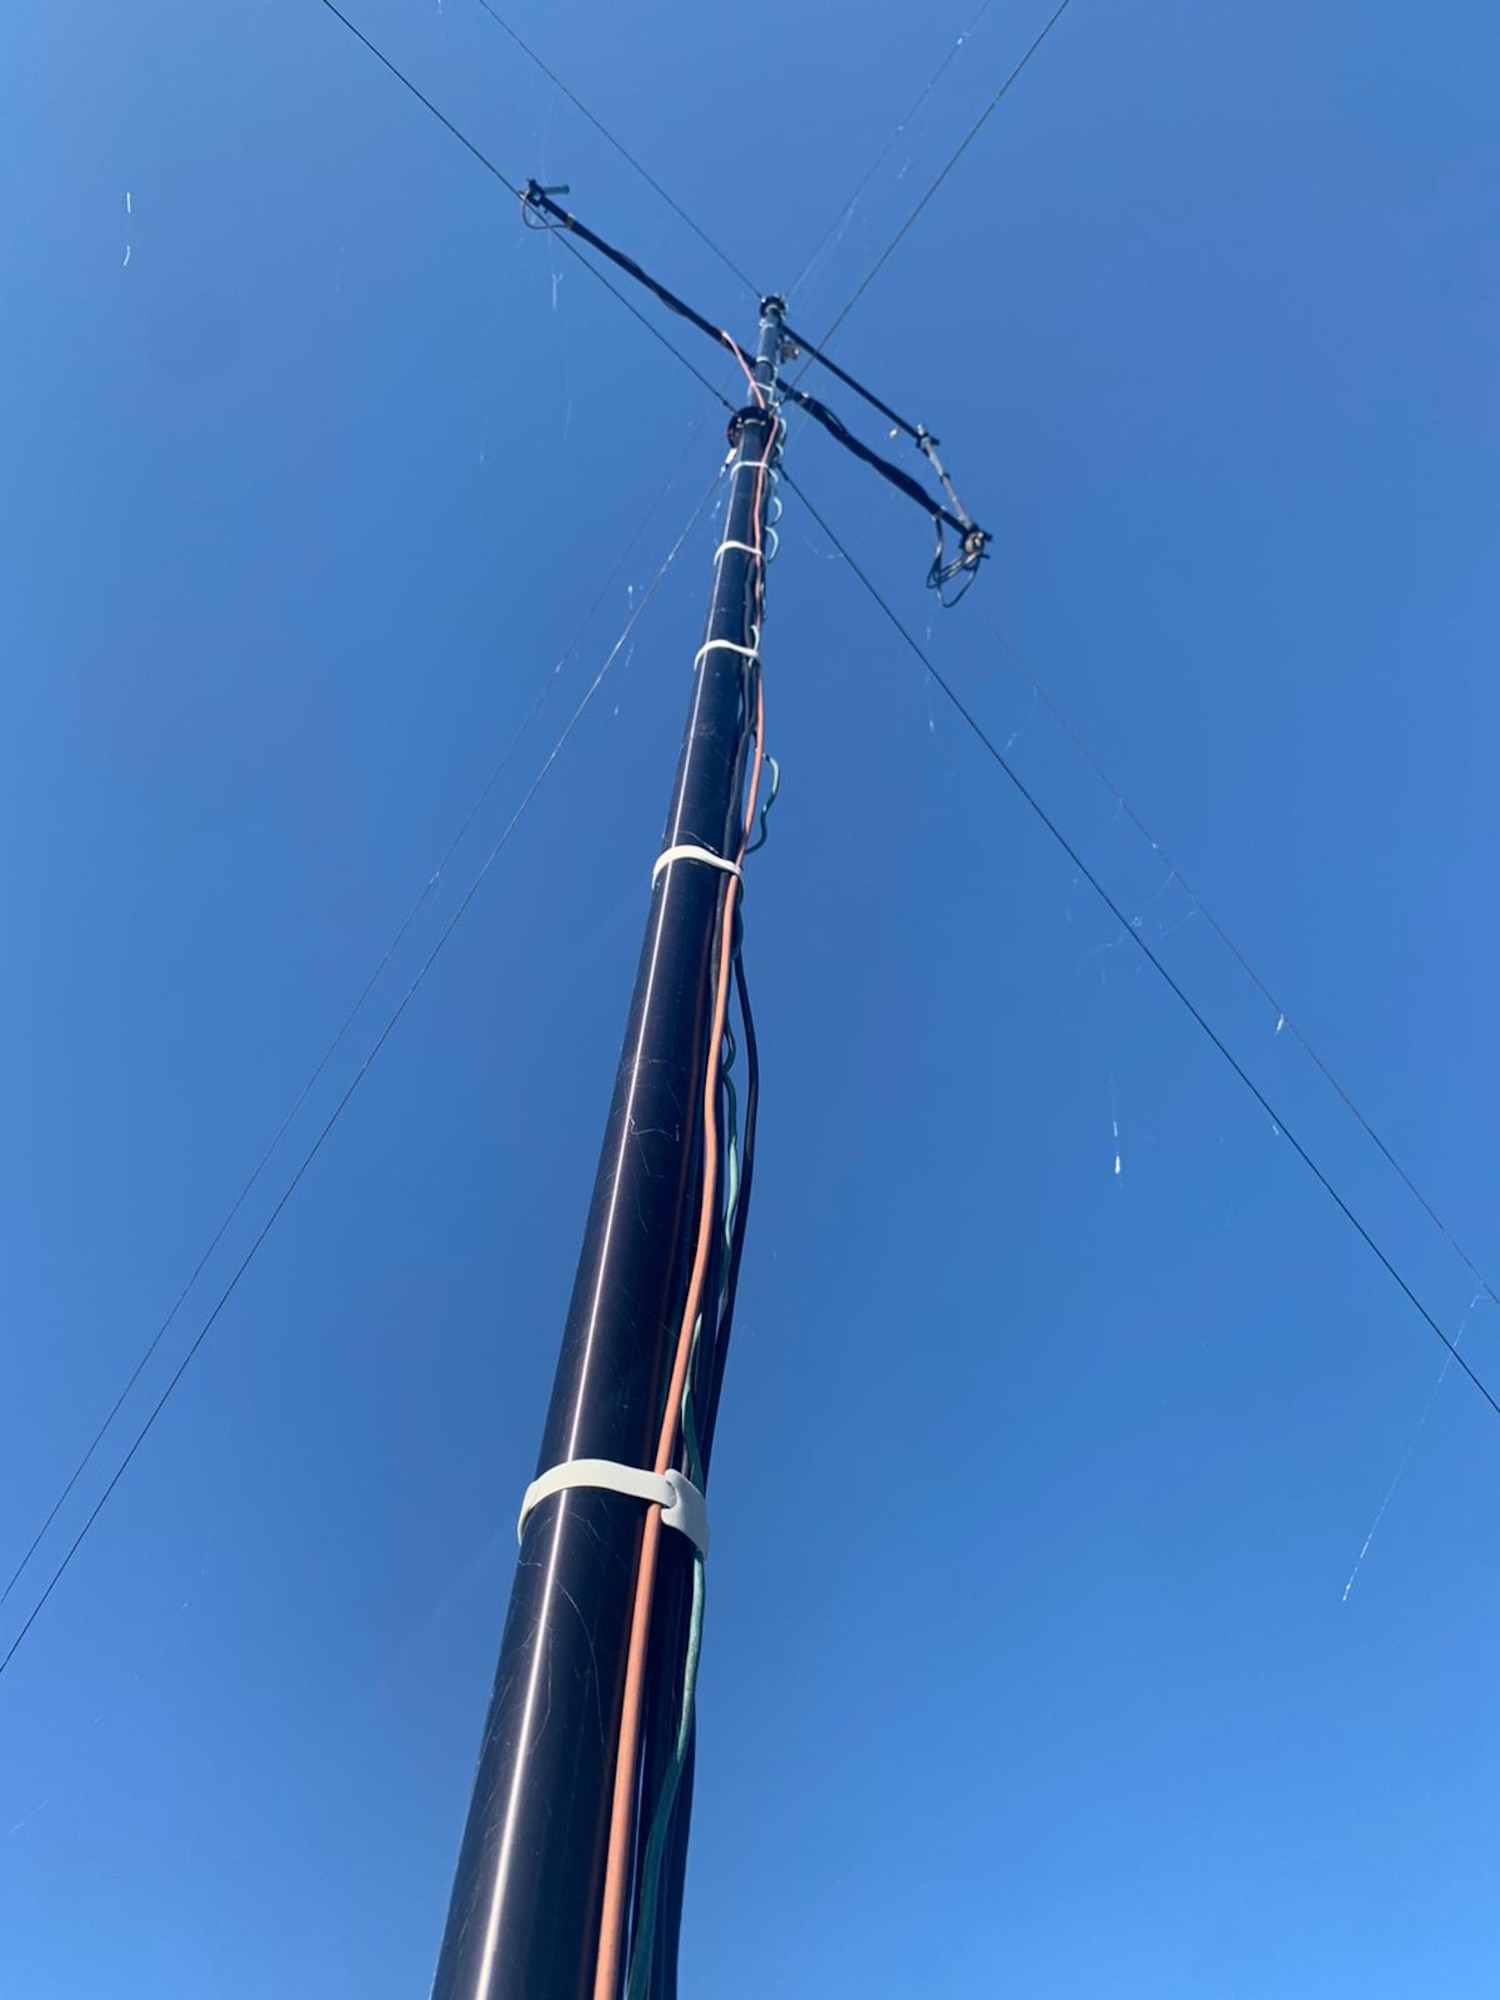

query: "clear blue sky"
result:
(4, 1), (1499, 1992)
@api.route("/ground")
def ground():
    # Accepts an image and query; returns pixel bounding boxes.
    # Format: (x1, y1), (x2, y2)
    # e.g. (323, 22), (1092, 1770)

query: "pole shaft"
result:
(431, 301), (783, 2000)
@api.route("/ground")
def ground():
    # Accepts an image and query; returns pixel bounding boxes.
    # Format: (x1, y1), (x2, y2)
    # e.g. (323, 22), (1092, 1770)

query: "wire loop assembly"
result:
(518, 1460), (710, 1556)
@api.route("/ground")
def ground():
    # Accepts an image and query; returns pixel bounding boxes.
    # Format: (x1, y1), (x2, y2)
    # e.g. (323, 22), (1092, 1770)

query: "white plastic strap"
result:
(730, 456), (775, 477)
(651, 844), (743, 887)
(714, 538), (763, 561)
(517, 1459), (709, 1556)
(693, 637), (759, 672)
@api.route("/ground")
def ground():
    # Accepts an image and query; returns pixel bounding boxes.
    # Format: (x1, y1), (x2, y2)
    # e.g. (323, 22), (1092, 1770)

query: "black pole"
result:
(431, 297), (785, 2000)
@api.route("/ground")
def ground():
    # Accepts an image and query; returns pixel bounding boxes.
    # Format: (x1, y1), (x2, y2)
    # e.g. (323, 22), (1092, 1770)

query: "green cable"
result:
(624, 1549), (706, 2000)
(627, 942), (754, 1993)
(626, 1321), (709, 1998)
(744, 754), (781, 855)
(626, 1045), (731, 1990)
(681, 1314), (705, 1491)
(720, 1079), (741, 1318)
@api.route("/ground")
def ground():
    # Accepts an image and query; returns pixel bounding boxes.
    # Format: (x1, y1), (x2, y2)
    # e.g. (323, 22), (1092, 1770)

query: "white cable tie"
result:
(518, 1459), (709, 1556)
(693, 637), (759, 672)
(714, 538), (763, 562)
(730, 456), (774, 477)
(651, 843), (743, 888)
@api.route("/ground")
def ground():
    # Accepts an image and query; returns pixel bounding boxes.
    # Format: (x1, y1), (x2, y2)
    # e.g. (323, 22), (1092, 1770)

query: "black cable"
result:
(782, 324), (924, 441)
(785, 469), (1500, 1427)
(315, 0), (734, 411)
(690, 1023), (736, 1459)
(0, 479), (722, 1678)
(637, 947), (749, 1999)
(547, 240), (735, 411)
(522, 185), (749, 379)
(469, 0), (760, 298)
(653, 1729), (696, 2000)
(629, 848), (747, 2000)
(699, 944), (759, 1470)
(779, 364), (988, 592)
(780, 384), (971, 537)
(308, 20), (975, 575)
(518, 187), (989, 574)
(318, 2), (991, 570)
(633, 1526), (695, 1993)
(816, 0), (1077, 352)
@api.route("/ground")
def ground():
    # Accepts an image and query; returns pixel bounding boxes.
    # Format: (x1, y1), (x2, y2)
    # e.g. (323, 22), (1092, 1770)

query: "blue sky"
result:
(4, 0), (1499, 1992)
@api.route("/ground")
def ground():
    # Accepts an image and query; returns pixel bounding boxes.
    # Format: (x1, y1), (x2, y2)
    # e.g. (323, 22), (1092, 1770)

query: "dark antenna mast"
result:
(429, 188), (988, 2000)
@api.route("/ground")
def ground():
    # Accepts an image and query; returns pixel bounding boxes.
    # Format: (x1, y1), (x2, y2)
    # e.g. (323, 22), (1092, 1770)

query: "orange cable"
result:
(721, 331), (766, 409)
(591, 413), (776, 2000)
